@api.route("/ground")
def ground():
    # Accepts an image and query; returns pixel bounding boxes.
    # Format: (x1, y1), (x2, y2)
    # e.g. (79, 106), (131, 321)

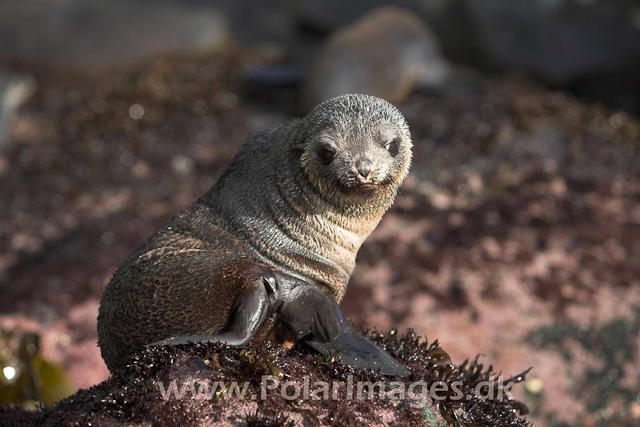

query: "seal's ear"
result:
(292, 143), (306, 153)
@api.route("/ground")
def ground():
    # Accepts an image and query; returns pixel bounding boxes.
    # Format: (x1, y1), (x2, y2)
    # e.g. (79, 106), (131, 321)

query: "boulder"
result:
(0, 0), (231, 69)
(0, 330), (531, 426)
(293, 0), (640, 84)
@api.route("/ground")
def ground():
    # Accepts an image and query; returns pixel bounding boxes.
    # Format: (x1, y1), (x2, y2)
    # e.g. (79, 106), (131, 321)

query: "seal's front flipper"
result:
(276, 277), (409, 377)
(302, 302), (410, 377)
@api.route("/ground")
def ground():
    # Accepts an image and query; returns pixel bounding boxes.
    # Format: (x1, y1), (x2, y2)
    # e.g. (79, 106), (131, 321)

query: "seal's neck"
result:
(199, 125), (398, 301)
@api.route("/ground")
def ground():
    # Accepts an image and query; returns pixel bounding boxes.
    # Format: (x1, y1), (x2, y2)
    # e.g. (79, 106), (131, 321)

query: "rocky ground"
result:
(0, 50), (639, 426)
(0, 330), (532, 426)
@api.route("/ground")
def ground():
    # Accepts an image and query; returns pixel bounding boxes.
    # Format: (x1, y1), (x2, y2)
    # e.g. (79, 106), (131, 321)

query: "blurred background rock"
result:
(0, 0), (639, 425)
(1, 0), (639, 113)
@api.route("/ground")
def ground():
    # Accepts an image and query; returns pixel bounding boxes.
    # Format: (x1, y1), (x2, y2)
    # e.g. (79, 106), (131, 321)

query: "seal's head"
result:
(297, 94), (412, 209)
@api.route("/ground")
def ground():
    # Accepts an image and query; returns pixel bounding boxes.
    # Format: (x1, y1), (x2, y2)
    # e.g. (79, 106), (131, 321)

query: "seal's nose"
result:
(357, 161), (372, 179)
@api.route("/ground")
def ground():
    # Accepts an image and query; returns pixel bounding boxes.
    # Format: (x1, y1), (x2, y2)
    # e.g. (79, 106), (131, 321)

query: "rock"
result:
(0, 70), (35, 151)
(293, 0), (389, 33)
(302, 6), (451, 110)
(211, 0), (297, 47)
(3, 0), (638, 110)
(0, 331), (531, 426)
(293, 0), (640, 85)
(0, 0), (231, 69)
(459, 0), (640, 84)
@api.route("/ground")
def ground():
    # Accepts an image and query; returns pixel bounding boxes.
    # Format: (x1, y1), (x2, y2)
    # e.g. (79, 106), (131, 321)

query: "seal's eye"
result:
(319, 147), (336, 164)
(385, 139), (400, 157)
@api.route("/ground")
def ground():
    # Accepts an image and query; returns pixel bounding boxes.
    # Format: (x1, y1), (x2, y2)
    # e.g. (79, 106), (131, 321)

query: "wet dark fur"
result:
(98, 94), (412, 372)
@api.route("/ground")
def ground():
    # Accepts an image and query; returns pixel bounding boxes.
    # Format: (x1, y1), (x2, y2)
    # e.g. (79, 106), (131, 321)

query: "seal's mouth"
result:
(354, 182), (377, 191)
(338, 179), (379, 193)
(336, 172), (393, 195)
(349, 171), (381, 192)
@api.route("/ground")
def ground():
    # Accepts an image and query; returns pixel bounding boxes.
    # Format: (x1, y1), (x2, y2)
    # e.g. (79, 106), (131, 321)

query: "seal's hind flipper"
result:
(149, 267), (273, 348)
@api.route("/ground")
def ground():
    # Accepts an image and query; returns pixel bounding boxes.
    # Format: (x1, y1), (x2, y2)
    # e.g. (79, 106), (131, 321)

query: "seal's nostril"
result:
(358, 163), (372, 179)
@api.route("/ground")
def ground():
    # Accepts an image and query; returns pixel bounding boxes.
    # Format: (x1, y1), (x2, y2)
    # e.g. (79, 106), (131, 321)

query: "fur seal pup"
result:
(98, 94), (412, 376)
(302, 6), (450, 110)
